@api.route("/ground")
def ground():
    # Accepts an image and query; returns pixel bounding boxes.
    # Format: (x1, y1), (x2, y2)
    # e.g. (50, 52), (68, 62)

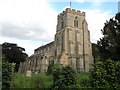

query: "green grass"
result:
(13, 72), (89, 88)
(76, 72), (90, 80)
(13, 73), (33, 88)
(13, 73), (53, 88)
(31, 73), (53, 88)
(76, 72), (90, 87)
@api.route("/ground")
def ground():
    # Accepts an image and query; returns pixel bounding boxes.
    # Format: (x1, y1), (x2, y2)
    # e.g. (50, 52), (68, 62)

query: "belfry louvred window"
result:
(74, 16), (78, 27)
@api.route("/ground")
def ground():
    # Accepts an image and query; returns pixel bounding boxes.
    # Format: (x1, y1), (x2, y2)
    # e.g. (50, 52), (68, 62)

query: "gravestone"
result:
(26, 70), (31, 77)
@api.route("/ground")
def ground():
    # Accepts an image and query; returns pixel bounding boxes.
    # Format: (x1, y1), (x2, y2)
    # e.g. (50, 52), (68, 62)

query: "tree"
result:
(2, 42), (28, 72)
(97, 12), (120, 61)
(92, 43), (99, 62)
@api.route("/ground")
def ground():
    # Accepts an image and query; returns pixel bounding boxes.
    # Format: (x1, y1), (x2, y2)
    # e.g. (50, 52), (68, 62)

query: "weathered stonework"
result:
(19, 8), (94, 73)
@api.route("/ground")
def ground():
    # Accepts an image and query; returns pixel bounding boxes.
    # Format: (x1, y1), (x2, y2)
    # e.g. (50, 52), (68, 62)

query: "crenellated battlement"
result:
(58, 8), (85, 18)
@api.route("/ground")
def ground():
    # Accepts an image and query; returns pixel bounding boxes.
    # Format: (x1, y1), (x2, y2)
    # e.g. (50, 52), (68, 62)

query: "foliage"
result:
(2, 56), (14, 88)
(92, 43), (100, 62)
(2, 42), (28, 72)
(76, 72), (90, 88)
(80, 78), (90, 88)
(13, 72), (90, 88)
(88, 60), (120, 88)
(13, 73), (32, 88)
(97, 12), (120, 61)
(52, 65), (77, 88)
(13, 73), (53, 88)
(12, 61), (120, 88)
(46, 63), (54, 76)
(32, 73), (53, 88)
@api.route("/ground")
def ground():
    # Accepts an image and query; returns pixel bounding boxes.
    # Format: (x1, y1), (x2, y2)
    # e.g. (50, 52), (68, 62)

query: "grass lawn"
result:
(13, 73), (53, 88)
(76, 72), (90, 87)
(76, 72), (89, 80)
(13, 72), (90, 88)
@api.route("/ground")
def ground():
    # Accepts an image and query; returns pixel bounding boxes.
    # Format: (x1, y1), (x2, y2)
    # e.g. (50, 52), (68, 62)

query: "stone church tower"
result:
(55, 8), (93, 72)
(19, 8), (93, 73)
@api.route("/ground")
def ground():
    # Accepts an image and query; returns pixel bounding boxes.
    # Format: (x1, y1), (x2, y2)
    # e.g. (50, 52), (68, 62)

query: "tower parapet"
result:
(57, 8), (85, 19)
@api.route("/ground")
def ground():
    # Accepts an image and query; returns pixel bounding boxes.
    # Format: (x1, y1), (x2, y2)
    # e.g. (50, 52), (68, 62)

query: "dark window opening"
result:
(74, 20), (78, 27)
(74, 16), (78, 27)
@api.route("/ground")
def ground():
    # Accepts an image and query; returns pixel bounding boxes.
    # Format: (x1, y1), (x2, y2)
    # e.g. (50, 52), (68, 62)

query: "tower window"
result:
(74, 16), (78, 27)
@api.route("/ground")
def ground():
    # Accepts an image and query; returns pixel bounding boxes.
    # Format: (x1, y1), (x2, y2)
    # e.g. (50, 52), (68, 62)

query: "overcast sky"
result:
(0, 0), (119, 56)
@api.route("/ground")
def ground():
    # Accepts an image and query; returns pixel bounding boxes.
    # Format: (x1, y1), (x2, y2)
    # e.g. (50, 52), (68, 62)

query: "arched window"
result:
(74, 16), (78, 27)
(49, 56), (54, 64)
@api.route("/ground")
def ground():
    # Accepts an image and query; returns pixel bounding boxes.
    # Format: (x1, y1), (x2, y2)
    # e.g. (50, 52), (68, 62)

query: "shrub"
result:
(2, 58), (13, 88)
(89, 60), (120, 88)
(52, 65), (77, 88)
(80, 79), (90, 88)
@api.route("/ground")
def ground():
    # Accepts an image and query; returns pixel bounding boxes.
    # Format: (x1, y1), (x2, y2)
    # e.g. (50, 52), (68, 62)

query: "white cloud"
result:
(0, 0), (114, 56)
(0, 0), (57, 41)
(0, 0), (58, 55)
(82, 9), (113, 43)
(76, 0), (85, 3)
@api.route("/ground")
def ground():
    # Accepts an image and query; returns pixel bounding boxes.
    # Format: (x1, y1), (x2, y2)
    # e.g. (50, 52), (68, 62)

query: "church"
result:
(19, 8), (93, 73)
